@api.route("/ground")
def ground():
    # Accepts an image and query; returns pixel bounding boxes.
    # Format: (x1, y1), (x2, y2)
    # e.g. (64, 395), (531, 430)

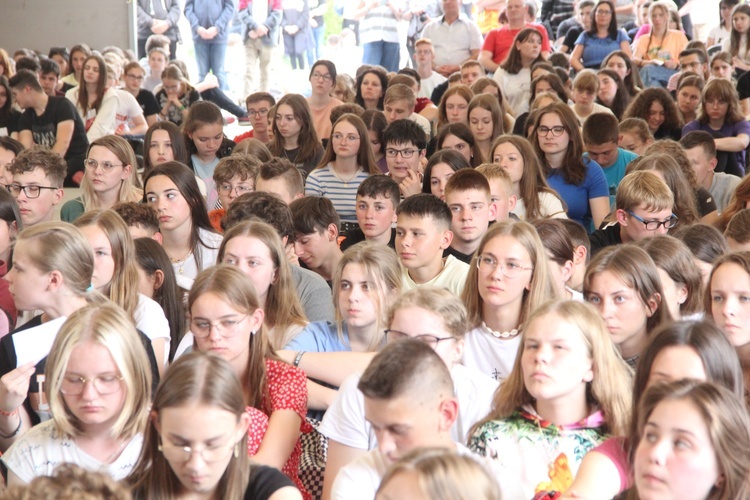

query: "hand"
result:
(73, 170), (85, 185)
(663, 60), (677, 70)
(115, 123), (127, 135)
(288, 26), (299, 35)
(249, 30), (259, 39)
(310, 18), (318, 28)
(0, 363), (35, 413)
(285, 243), (300, 266)
(197, 26), (210, 39)
(152, 19), (169, 34)
(399, 169), (422, 198)
(206, 26), (219, 38)
(256, 25), (269, 36)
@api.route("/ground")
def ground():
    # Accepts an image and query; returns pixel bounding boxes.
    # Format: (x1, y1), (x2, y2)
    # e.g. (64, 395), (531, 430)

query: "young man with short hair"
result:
(225, 191), (335, 322)
(9, 70), (88, 187)
(559, 218), (590, 292)
(583, 112), (639, 208)
(383, 84), (431, 138)
(113, 201), (162, 242)
(588, 170), (676, 255)
(681, 130), (740, 213)
(443, 169), (501, 263)
(38, 59), (63, 97)
(254, 157), (305, 205)
(234, 91), (276, 144)
(8, 146), (65, 227)
(459, 60), (483, 87)
(396, 193), (470, 295)
(341, 175), (400, 251)
(474, 163), (519, 217)
(667, 48), (710, 91)
(414, 38), (447, 101)
(382, 119), (427, 199)
(208, 154), (261, 230)
(290, 196), (344, 283)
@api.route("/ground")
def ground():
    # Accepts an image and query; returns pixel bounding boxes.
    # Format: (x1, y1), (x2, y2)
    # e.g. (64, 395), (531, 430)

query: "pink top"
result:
(593, 436), (630, 492)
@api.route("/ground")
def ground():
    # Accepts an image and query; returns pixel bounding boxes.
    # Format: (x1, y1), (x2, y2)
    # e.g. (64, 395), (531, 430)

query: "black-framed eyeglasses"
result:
(6, 184), (59, 199)
(476, 254), (534, 278)
(537, 126), (566, 137)
(85, 158), (124, 173)
(384, 329), (456, 349)
(311, 72), (333, 82)
(247, 108), (269, 118)
(385, 148), (419, 159)
(627, 211), (678, 230)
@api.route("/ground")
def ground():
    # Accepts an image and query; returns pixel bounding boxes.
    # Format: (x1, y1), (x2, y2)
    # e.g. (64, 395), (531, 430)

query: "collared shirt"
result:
(421, 14), (483, 67)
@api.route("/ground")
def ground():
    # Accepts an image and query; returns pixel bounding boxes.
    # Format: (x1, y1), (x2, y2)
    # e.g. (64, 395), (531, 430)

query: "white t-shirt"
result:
(493, 68), (531, 117)
(570, 102), (615, 125)
(419, 71), (447, 100)
(135, 293), (171, 366)
(709, 26), (730, 46)
(400, 255), (470, 297)
(512, 192), (568, 220)
(172, 228), (223, 290)
(409, 112), (432, 138)
(462, 326), (523, 382)
(332, 443), (473, 500)
(319, 365), (497, 449)
(2, 420), (143, 483)
(65, 87), (119, 142)
(112, 88), (145, 133)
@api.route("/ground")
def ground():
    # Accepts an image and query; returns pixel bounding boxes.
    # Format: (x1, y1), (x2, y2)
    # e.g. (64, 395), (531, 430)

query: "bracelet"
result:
(0, 411), (22, 439)
(179, 105), (186, 111)
(293, 351), (306, 368)
(0, 407), (18, 418)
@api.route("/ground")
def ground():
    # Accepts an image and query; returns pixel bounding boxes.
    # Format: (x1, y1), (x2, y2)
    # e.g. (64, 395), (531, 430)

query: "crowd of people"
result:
(0, 0), (749, 498)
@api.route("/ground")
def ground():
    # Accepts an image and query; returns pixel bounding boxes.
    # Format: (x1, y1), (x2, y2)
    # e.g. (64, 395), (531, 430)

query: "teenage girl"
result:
(722, 3), (750, 72)
(134, 237), (186, 362)
(436, 85), (474, 131)
(623, 87), (683, 141)
(1, 304), (152, 485)
(0, 189), (20, 332)
(565, 320), (745, 498)
(422, 149), (471, 201)
(632, 1), (688, 88)
(127, 352), (301, 499)
(143, 162), (223, 290)
(596, 69), (630, 120)
(361, 109), (388, 173)
(218, 221), (308, 350)
(461, 221), (559, 382)
(711, 51), (735, 82)
(143, 121), (189, 174)
(671, 223), (728, 286)
(617, 117), (654, 155)
(492, 28), (545, 118)
(530, 102), (609, 229)
(532, 219), (583, 301)
(73, 209), (171, 372)
(65, 54), (118, 143)
(0, 77), (20, 141)
(708, 0), (740, 47)
(584, 244), (673, 367)
(468, 300), (632, 499)
(602, 51), (643, 98)
(155, 65), (201, 127)
(60, 44), (90, 87)
(61, 136), (142, 222)
(183, 101), (236, 209)
(188, 265), (311, 498)
(306, 114), (379, 223)
(268, 94), (324, 180)
(490, 135), (566, 221)
(468, 94), (504, 162)
(436, 123), (484, 168)
(675, 75), (703, 125)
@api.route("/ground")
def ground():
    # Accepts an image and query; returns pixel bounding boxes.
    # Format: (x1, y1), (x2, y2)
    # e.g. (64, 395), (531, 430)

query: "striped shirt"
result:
(359, 3), (403, 44)
(305, 164), (369, 222)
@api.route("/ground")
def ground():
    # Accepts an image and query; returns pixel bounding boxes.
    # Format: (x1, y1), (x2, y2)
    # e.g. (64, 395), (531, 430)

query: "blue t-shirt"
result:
(546, 158), (609, 230)
(575, 29), (630, 68)
(584, 148), (639, 208)
(285, 321), (352, 352)
(683, 120), (750, 176)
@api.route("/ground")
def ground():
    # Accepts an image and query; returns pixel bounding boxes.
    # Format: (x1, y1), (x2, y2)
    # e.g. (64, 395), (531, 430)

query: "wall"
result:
(0, 0), (135, 55)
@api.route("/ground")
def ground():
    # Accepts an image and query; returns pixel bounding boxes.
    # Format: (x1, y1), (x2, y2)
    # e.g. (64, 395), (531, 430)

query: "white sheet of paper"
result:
(13, 317), (68, 367)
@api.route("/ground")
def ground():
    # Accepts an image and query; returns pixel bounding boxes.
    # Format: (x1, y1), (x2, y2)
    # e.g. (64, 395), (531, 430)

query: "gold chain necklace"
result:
(168, 249), (193, 274)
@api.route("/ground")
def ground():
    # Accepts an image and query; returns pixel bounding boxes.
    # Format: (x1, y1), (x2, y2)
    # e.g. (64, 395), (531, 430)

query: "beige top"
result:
(308, 97), (344, 142)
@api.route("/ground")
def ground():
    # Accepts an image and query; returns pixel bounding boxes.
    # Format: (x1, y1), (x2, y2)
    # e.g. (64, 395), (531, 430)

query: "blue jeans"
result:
(639, 64), (677, 88)
(194, 41), (229, 91)
(307, 23), (325, 66)
(362, 41), (400, 72)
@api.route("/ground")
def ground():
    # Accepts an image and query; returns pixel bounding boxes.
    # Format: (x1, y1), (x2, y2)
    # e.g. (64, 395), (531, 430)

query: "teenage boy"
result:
(340, 175), (399, 251)
(681, 130), (740, 213)
(233, 92), (276, 144)
(570, 70), (614, 124)
(443, 169), (501, 264)
(9, 70), (88, 187)
(7, 147), (64, 227)
(38, 59), (64, 97)
(208, 155), (261, 231)
(414, 38), (447, 101)
(225, 192), (335, 323)
(588, 170), (676, 255)
(583, 112), (639, 208)
(396, 193), (469, 295)
(331, 339), (467, 499)
(382, 119), (427, 199)
(474, 163), (519, 217)
(254, 157), (305, 205)
(113, 201), (163, 242)
(383, 84), (431, 138)
(459, 60), (483, 87)
(290, 196), (343, 284)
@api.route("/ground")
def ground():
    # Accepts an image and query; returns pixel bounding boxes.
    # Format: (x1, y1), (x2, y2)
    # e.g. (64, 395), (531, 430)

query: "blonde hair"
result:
(387, 287), (469, 339)
(217, 221), (307, 350)
(476, 300), (632, 436)
(81, 136), (143, 213)
(332, 242), (402, 350)
(377, 448), (502, 500)
(74, 210), (140, 321)
(475, 162), (513, 193)
(46, 303), (151, 439)
(615, 170), (673, 213)
(461, 220), (559, 330)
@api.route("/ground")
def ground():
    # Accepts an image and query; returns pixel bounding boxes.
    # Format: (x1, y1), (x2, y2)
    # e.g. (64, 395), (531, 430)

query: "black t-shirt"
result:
(245, 465), (296, 500)
(563, 26), (583, 49)
(136, 88), (160, 118)
(443, 245), (473, 264)
(588, 222), (622, 256)
(695, 187), (717, 218)
(17, 96), (88, 184)
(0, 109), (21, 137)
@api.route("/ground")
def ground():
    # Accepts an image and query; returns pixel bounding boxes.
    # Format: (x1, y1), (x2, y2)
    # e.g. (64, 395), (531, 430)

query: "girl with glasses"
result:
(188, 265), (310, 499)
(530, 102), (609, 230)
(307, 60), (342, 141)
(461, 220), (558, 382)
(2, 303), (152, 485)
(127, 352), (301, 499)
(306, 114), (379, 223)
(61, 136), (142, 223)
(468, 299), (632, 498)
(584, 244), (672, 367)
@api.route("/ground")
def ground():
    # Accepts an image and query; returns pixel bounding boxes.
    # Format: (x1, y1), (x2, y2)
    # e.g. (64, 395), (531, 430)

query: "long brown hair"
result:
(729, 4), (750, 59)
(530, 102), (588, 186)
(468, 94), (505, 143)
(697, 78), (745, 125)
(77, 54), (108, 116)
(316, 113), (380, 174)
(269, 93), (321, 165)
(500, 28), (545, 74)
(437, 84), (474, 130)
